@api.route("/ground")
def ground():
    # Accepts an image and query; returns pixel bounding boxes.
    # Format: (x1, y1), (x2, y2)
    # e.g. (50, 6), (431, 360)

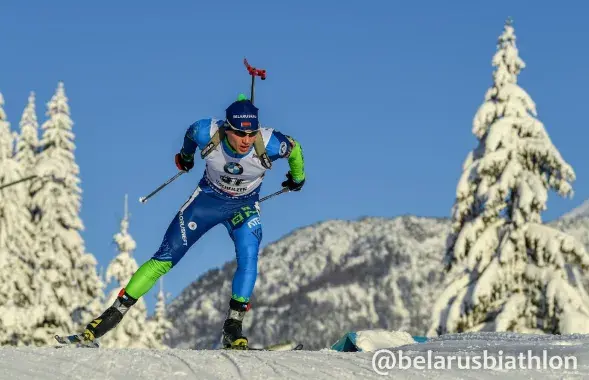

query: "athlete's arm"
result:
(266, 130), (305, 182)
(179, 122), (200, 162)
(179, 119), (217, 161)
(287, 139), (305, 183)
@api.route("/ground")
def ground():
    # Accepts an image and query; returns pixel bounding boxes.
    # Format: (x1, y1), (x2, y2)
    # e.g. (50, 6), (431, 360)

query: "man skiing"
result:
(80, 95), (305, 349)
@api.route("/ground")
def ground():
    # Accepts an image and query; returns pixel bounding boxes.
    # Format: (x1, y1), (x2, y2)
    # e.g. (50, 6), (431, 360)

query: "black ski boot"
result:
(83, 288), (137, 342)
(222, 298), (250, 349)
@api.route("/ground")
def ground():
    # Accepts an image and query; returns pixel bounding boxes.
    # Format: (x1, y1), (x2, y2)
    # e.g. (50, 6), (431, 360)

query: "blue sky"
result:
(1, 1), (588, 313)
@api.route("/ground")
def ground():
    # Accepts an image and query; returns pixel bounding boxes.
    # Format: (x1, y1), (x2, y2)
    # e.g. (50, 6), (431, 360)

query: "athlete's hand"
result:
(281, 172), (305, 191)
(175, 152), (194, 172)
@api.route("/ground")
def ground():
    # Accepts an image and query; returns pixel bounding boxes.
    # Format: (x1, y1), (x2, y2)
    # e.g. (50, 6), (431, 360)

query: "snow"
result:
(0, 332), (587, 379)
(352, 329), (416, 351)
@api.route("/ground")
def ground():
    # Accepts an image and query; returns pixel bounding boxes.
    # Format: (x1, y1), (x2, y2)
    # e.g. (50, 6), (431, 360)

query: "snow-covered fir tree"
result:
(100, 194), (162, 348)
(14, 91), (40, 220)
(14, 90), (40, 267)
(429, 19), (589, 336)
(14, 92), (39, 180)
(0, 93), (36, 345)
(150, 279), (172, 347)
(30, 82), (104, 345)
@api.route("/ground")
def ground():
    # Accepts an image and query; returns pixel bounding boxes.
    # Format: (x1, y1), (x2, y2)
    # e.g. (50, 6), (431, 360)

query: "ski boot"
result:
(83, 288), (137, 342)
(222, 298), (250, 350)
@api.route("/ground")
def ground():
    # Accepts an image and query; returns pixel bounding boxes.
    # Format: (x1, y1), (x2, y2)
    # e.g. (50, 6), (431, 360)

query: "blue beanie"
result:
(225, 99), (259, 132)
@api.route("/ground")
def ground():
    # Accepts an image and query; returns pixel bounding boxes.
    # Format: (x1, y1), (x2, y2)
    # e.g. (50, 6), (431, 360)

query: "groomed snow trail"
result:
(0, 332), (588, 379)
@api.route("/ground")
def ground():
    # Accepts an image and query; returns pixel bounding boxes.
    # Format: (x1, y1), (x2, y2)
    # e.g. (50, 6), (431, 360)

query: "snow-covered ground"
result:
(1, 332), (588, 379)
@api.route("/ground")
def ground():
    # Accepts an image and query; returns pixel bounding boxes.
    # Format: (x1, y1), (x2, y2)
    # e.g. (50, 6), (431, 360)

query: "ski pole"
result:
(0, 174), (38, 191)
(139, 171), (186, 204)
(0, 174), (63, 191)
(243, 58), (266, 105)
(259, 187), (289, 203)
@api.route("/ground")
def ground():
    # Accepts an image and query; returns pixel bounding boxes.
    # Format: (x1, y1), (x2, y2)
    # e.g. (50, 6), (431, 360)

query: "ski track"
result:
(164, 349), (199, 378)
(219, 350), (246, 379)
(0, 347), (113, 379)
(252, 353), (282, 377)
(0, 332), (588, 379)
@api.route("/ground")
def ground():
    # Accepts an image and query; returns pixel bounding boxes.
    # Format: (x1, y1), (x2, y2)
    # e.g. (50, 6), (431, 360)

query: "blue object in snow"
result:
(331, 332), (360, 352)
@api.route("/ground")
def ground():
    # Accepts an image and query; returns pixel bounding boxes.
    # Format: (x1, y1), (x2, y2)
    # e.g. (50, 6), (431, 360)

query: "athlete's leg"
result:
(124, 187), (223, 299)
(84, 187), (224, 341)
(220, 202), (262, 348)
(228, 207), (262, 303)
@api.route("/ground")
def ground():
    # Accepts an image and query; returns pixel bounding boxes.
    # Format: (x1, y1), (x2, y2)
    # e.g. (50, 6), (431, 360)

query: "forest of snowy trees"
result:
(0, 83), (172, 347)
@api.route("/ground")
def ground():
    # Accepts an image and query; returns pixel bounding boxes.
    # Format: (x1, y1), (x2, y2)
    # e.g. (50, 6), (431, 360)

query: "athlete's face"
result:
(226, 129), (258, 154)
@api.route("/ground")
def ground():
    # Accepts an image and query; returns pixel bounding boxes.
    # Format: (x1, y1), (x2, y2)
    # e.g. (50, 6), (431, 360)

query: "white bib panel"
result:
(204, 122), (273, 197)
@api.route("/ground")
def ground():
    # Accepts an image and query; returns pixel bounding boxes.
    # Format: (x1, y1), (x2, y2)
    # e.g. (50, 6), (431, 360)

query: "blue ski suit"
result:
(138, 118), (305, 303)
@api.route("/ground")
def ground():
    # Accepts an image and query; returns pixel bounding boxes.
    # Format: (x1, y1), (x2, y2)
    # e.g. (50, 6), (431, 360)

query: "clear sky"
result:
(1, 1), (588, 313)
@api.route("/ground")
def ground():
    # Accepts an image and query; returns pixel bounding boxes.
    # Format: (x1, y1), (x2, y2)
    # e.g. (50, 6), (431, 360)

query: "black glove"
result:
(281, 172), (305, 191)
(175, 152), (194, 172)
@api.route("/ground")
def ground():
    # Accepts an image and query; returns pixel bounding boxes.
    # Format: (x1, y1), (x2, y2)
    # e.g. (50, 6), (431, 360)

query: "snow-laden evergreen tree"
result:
(429, 19), (589, 336)
(150, 279), (172, 347)
(14, 91), (40, 221)
(15, 92), (39, 180)
(100, 194), (162, 348)
(30, 82), (104, 345)
(14, 91), (40, 258)
(0, 93), (37, 345)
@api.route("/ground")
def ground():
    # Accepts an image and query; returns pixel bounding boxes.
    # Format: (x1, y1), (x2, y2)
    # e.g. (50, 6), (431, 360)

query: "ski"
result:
(54, 333), (302, 351)
(246, 343), (304, 351)
(54, 333), (99, 348)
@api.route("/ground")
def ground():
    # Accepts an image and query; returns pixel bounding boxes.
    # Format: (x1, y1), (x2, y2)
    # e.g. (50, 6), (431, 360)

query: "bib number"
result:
(221, 175), (244, 187)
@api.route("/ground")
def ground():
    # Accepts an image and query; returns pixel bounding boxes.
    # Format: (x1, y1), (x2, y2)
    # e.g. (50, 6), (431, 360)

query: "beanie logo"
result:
(233, 114), (257, 119)
(241, 121), (251, 128)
